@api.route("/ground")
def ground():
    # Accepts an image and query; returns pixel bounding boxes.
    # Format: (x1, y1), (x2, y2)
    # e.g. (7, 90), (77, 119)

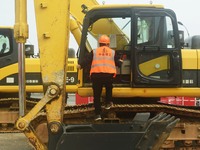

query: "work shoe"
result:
(94, 115), (102, 121)
(104, 102), (113, 110)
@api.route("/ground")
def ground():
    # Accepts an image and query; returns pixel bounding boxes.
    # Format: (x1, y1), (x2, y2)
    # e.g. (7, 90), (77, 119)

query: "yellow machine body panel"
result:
(181, 49), (198, 69)
(0, 58), (78, 93)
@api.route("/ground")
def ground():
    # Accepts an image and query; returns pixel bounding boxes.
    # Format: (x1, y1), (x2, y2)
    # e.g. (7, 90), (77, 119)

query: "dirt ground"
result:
(0, 133), (34, 150)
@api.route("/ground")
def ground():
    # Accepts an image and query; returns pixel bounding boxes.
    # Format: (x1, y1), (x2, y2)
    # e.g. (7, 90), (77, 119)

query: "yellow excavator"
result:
(2, 0), (200, 150)
(77, 4), (200, 150)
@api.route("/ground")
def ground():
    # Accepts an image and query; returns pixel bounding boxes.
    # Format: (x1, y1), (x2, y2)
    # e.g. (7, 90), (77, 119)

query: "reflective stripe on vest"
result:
(90, 46), (116, 76)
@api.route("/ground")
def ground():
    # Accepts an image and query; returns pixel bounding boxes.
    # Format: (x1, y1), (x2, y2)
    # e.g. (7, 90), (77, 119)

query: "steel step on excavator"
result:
(1, 0), (200, 150)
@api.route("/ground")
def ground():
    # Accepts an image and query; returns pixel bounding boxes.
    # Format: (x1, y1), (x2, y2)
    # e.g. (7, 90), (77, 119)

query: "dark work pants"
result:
(91, 74), (113, 115)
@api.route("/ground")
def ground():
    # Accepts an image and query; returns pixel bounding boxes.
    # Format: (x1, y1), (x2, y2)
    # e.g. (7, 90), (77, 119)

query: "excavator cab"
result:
(79, 6), (182, 90)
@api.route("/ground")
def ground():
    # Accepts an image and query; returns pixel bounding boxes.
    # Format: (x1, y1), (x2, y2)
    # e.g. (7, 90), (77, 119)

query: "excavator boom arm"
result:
(15, 0), (70, 149)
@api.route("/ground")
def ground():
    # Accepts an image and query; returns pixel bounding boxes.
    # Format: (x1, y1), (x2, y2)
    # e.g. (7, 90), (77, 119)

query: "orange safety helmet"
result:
(98, 35), (110, 44)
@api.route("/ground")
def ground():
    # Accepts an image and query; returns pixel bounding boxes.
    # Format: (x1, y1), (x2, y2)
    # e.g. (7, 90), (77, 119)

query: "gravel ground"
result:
(0, 133), (34, 150)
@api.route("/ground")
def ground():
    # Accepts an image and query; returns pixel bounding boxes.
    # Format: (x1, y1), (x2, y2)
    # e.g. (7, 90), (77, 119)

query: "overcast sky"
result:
(0, 0), (200, 52)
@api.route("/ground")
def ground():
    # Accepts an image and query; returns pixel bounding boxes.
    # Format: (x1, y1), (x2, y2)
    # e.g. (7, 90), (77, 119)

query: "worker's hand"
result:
(119, 59), (123, 63)
(77, 64), (81, 69)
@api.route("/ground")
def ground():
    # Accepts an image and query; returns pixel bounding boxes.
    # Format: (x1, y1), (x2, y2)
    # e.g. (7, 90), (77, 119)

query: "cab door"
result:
(132, 9), (182, 87)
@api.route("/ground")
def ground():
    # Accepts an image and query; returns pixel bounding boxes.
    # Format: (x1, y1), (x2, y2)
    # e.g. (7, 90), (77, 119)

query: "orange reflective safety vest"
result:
(90, 46), (116, 77)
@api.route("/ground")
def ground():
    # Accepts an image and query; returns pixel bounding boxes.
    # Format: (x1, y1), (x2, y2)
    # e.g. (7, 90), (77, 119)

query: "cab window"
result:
(137, 16), (175, 49)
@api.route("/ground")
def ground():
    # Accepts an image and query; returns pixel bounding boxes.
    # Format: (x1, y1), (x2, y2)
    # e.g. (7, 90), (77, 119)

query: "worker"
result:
(77, 35), (123, 121)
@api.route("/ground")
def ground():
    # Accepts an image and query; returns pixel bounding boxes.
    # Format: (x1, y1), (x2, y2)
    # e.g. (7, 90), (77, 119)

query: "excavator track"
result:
(1, 97), (200, 126)
(64, 103), (200, 118)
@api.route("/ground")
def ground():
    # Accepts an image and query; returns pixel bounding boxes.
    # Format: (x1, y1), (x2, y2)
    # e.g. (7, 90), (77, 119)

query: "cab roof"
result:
(89, 4), (164, 11)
